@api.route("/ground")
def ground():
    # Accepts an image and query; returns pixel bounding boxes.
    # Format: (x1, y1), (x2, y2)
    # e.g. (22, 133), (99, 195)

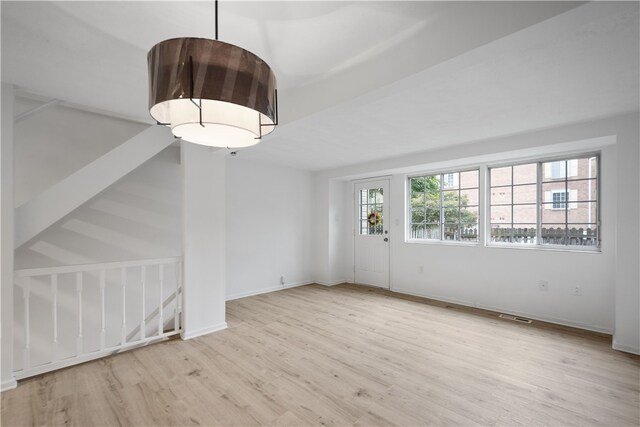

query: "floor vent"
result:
(498, 313), (533, 324)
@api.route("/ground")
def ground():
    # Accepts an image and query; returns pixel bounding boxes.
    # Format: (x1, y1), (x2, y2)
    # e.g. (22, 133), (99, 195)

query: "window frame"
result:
(406, 168), (480, 245)
(487, 153), (600, 251)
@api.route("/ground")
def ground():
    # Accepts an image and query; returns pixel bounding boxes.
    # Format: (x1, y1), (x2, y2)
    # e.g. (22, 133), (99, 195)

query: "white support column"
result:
(181, 142), (227, 340)
(1, 83), (17, 391)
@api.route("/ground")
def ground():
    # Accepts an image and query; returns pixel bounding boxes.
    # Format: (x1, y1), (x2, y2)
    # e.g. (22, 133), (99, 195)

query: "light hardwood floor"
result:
(1, 284), (639, 426)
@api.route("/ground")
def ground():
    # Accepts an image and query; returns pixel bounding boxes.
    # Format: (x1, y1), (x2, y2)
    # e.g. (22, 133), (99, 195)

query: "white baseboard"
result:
(181, 322), (228, 340)
(226, 280), (312, 301)
(315, 279), (347, 287)
(613, 340), (640, 355)
(1, 378), (17, 392)
(391, 286), (613, 335)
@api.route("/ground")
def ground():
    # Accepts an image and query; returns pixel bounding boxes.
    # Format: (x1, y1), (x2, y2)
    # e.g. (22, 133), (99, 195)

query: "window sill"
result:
(406, 239), (479, 248)
(486, 243), (601, 253)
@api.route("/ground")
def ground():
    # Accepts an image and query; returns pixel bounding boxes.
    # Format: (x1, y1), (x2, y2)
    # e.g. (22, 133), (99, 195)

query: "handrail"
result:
(15, 256), (181, 277)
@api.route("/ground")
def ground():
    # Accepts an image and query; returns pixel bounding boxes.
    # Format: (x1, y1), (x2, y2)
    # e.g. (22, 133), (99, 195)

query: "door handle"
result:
(384, 237), (389, 242)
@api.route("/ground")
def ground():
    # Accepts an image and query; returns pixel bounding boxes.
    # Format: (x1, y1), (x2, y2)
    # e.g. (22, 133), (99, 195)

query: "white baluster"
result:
(121, 267), (126, 345)
(140, 265), (146, 340)
(99, 270), (106, 350)
(176, 262), (182, 331)
(23, 277), (31, 370)
(76, 272), (83, 356)
(51, 274), (58, 362)
(158, 264), (164, 336)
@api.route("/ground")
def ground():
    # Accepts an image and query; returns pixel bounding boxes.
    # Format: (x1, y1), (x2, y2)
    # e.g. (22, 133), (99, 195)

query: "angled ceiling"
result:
(2, 1), (638, 171)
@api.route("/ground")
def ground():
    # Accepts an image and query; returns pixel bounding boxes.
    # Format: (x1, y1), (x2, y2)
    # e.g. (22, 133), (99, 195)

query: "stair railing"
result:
(13, 257), (182, 380)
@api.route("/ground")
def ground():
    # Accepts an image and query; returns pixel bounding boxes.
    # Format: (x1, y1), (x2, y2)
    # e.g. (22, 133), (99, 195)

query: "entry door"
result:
(354, 179), (390, 289)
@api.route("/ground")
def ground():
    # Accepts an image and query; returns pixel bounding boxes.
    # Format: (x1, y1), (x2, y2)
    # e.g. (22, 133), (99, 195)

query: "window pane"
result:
(513, 184), (536, 204)
(542, 181), (566, 195)
(460, 225), (478, 241)
(368, 188), (383, 204)
(461, 206), (478, 226)
(443, 225), (459, 241)
(544, 160), (567, 180)
(442, 173), (458, 190)
(443, 190), (459, 207)
(567, 158), (595, 180)
(567, 224), (598, 247)
(513, 205), (537, 224)
(513, 163), (537, 185)
(490, 205), (511, 224)
(411, 223), (440, 240)
(460, 189), (479, 207)
(361, 220), (369, 235)
(568, 202), (596, 223)
(460, 170), (479, 189)
(541, 224), (567, 245)
(368, 189), (375, 203)
(444, 207), (459, 224)
(425, 208), (440, 223)
(410, 223), (425, 239)
(512, 224), (537, 244)
(491, 166), (512, 186)
(491, 188), (511, 205)
(490, 225), (513, 242)
(542, 204), (566, 224)
(562, 178), (597, 201)
(411, 207), (425, 223)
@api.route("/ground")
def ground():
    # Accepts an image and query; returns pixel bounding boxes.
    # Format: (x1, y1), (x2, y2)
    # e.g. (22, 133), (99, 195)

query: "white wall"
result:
(316, 112), (638, 352)
(226, 157), (313, 299)
(385, 150), (615, 332)
(14, 98), (147, 207)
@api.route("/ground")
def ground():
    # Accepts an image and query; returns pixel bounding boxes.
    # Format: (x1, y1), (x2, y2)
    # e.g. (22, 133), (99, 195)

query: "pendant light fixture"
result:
(147, 0), (278, 148)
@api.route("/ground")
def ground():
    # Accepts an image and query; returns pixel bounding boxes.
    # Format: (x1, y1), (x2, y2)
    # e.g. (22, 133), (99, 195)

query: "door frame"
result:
(352, 177), (391, 289)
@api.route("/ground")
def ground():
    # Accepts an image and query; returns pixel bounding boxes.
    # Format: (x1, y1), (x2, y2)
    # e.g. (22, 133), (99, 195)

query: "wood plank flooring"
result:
(1, 283), (639, 426)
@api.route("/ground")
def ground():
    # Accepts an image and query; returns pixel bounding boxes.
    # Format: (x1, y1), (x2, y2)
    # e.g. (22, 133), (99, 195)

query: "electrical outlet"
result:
(573, 285), (582, 296)
(280, 276), (285, 285)
(538, 280), (548, 291)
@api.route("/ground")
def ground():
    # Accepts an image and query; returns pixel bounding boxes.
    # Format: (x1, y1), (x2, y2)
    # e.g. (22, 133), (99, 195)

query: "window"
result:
(489, 155), (599, 248)
(409, 170), (479, 242)
(359, 188), (383, 235)
(552, 190), (567, 209)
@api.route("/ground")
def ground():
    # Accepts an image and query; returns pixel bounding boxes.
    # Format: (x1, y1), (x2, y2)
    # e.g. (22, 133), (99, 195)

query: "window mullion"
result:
(440, 174), (445, 241)
(536, 162), (542, 245)
(564, 160), (569, 245)
(458, 179), (461, 242)
(510, 167), (514, 243)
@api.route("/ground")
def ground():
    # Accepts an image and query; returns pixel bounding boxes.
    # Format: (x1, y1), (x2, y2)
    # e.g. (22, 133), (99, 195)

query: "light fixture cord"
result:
(215, 0), (218, 40)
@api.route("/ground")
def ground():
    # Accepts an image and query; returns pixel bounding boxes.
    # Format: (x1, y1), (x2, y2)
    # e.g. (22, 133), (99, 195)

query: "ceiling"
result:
(2, 1), (638, 171)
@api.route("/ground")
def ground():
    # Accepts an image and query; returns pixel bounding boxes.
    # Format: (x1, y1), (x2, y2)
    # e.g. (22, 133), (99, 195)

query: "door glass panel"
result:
(360, 188), (383, 235)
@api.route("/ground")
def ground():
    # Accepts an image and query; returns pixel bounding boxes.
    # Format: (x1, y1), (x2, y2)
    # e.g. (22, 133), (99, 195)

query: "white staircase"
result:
(14, 125), (173, 248)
